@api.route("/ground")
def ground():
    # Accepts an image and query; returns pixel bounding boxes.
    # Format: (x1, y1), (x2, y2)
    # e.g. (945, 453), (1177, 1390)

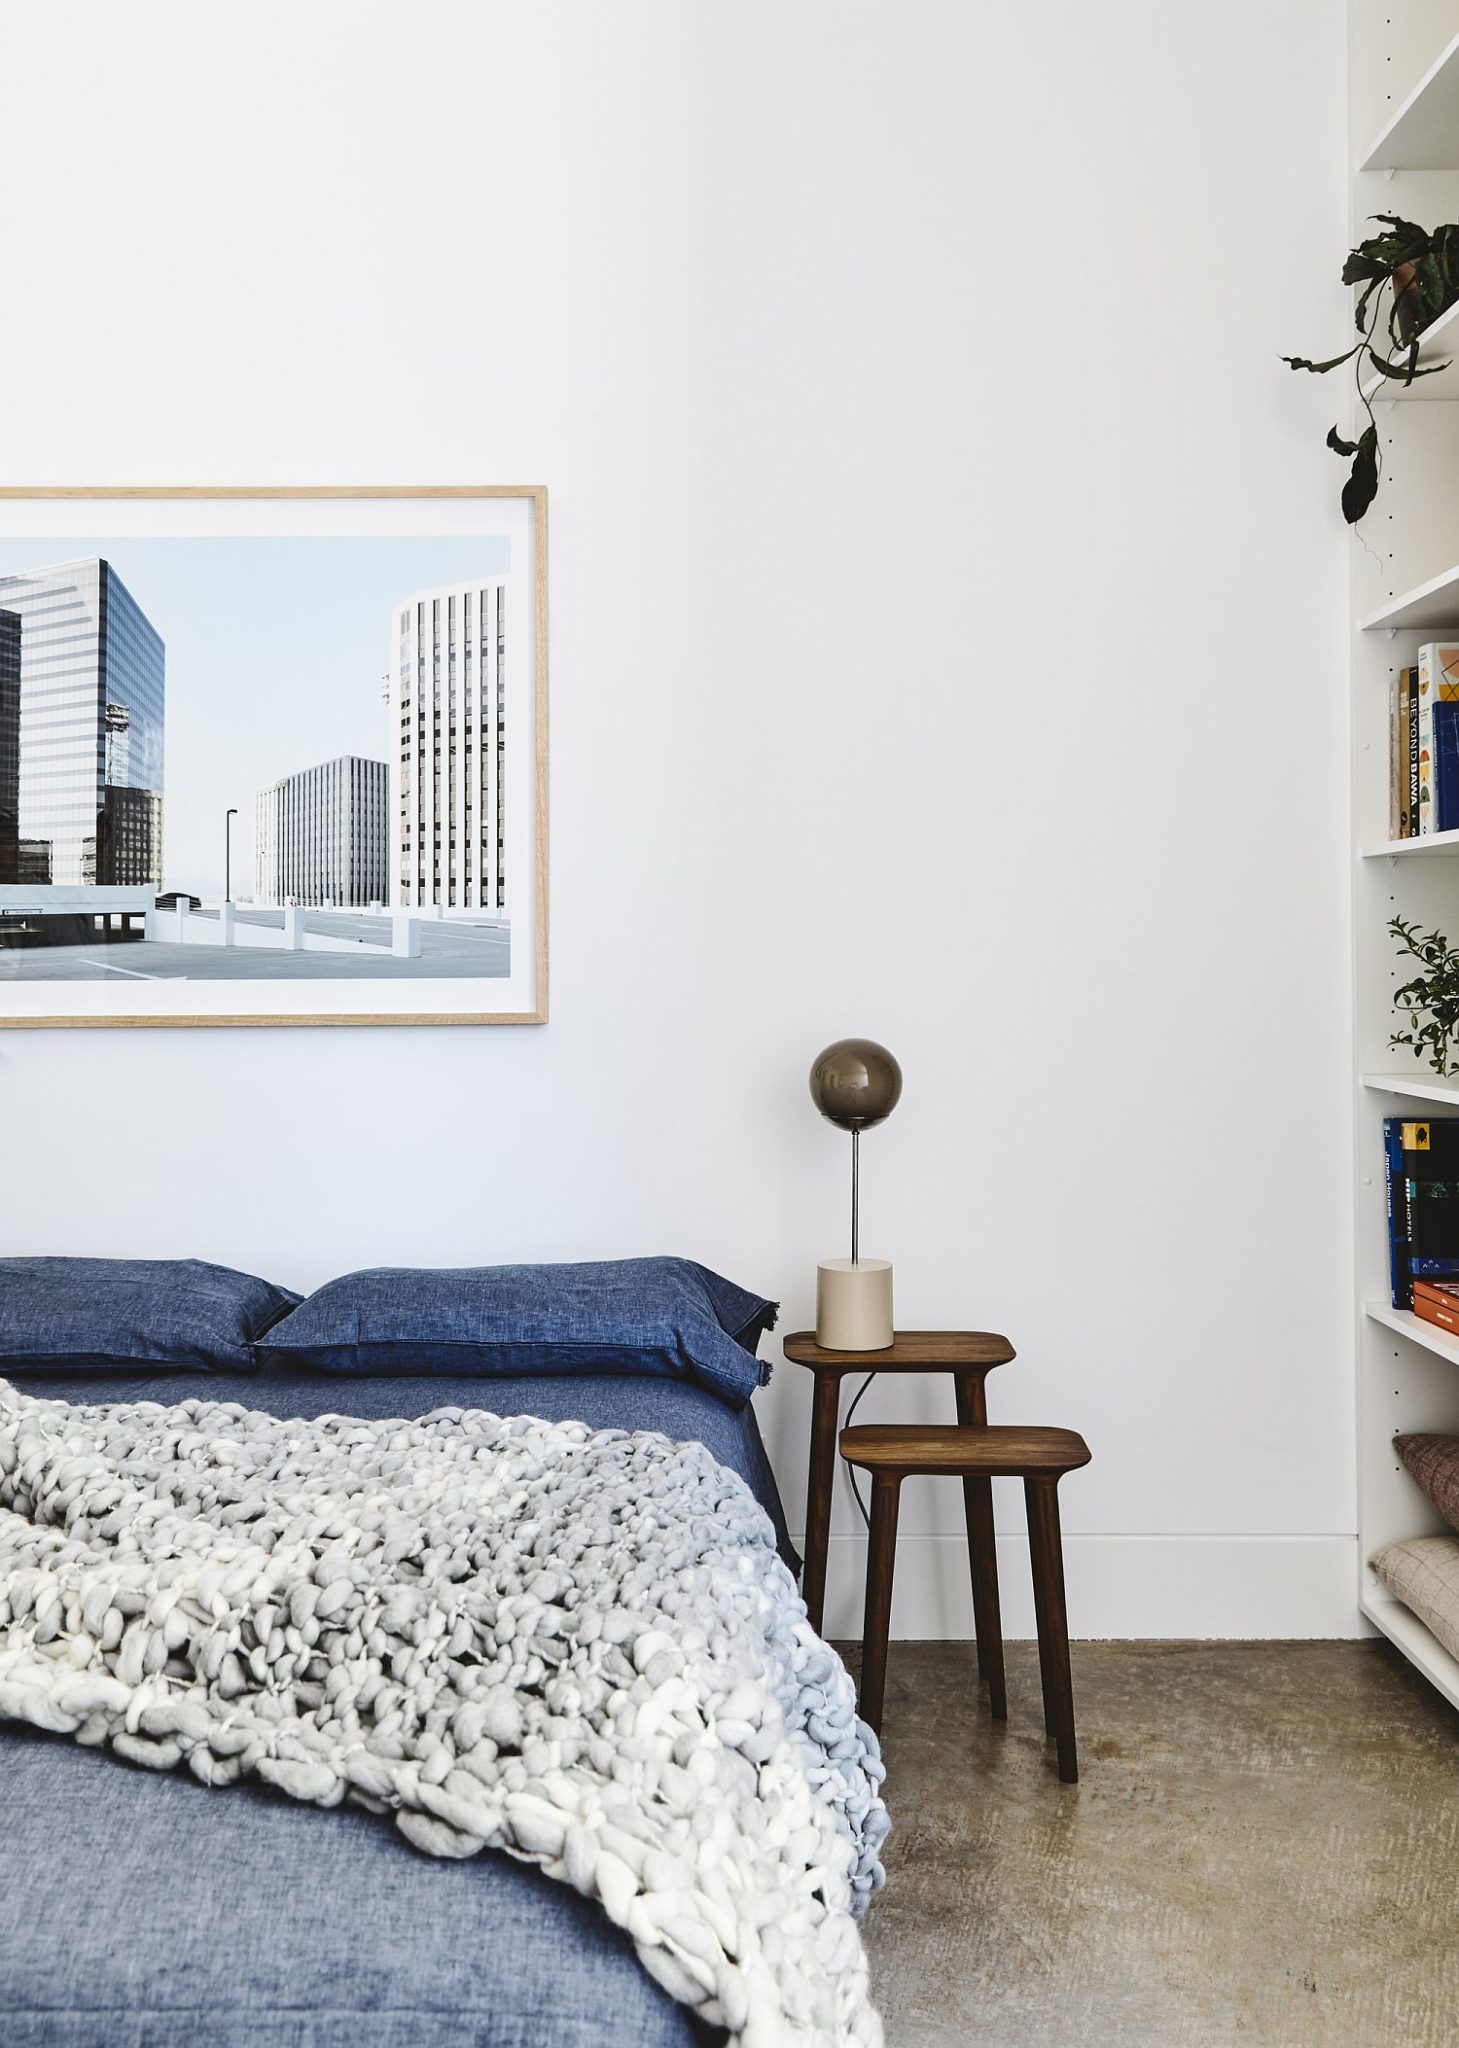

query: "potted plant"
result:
(1390, 917), (1459, 1076)
(1286, 215), (1459, 522)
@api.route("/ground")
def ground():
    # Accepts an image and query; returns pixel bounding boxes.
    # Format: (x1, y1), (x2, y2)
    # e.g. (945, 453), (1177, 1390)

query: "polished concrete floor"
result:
(854, 1640), (1459, 2048)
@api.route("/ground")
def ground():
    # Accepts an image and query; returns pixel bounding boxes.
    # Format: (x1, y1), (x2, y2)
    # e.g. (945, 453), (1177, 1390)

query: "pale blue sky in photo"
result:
(0, 534), (511, 895)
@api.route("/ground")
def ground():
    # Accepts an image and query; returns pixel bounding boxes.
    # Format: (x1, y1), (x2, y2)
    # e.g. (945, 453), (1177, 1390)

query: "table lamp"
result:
(809, 1037), (902, 1349)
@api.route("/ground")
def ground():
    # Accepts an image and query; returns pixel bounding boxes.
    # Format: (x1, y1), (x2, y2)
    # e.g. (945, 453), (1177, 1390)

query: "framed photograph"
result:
(0, 486), (547, 1028)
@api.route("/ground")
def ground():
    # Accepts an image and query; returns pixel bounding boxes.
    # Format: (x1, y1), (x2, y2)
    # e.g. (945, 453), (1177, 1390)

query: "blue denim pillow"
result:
(257, 1257), (778, 1409)
(0, 1257), (300, 1373)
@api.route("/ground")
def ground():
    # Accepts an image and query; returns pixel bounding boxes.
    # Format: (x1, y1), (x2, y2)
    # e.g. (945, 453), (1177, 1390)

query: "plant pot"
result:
(1393, 261), (1421, 344)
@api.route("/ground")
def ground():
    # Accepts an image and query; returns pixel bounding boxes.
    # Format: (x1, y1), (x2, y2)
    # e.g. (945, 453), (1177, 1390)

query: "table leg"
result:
(1025, 1474), (1078, 1783)
(858, 1471), (901, 1737)
(1025, 1473), (1058, 1739)
(956, 1371), (1006, 1720)
(801, 1368), (841, 1633)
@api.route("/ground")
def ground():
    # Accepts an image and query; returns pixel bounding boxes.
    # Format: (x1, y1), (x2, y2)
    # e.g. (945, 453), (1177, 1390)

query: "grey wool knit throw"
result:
(0, 1381), (889, 2046)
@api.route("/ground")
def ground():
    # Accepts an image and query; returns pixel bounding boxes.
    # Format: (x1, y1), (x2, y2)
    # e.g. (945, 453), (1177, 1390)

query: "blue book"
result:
(1435, 699), (1459, 833)
(1384, 1116), (1410, 1308)
(1401, 1117), (1459, 1290)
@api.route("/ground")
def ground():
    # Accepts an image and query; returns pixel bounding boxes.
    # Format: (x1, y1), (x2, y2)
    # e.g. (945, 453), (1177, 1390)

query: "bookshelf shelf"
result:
(1365, 1300), (1459, 1367)
(1362, 1071), (1459, 1107)
(1358, 298), (1459, 404)
(1361, 1595), (1459, 1712)
(1361, 564), (1459, 634)
(1358, 26), (1459, 170)
(1360, 828), (1459, 858)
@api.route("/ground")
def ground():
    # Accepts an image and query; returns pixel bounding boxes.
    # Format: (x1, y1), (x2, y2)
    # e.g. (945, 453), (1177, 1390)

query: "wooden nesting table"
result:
(781, 1328), (1016, 1710)
(840, 1422), (1092, 1780)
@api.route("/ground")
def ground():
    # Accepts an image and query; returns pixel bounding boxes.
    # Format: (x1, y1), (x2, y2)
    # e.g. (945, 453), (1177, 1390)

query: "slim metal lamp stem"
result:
(851, 1127), (859, 1265)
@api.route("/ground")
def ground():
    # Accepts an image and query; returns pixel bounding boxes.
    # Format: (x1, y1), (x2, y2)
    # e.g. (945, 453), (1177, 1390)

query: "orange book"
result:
(1413, 1282), (1459, 1334)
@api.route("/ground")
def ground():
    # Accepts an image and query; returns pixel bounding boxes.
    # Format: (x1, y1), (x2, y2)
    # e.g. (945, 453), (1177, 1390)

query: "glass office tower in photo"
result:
(0, 608), (19, 884)
(0, 558), (165, 888)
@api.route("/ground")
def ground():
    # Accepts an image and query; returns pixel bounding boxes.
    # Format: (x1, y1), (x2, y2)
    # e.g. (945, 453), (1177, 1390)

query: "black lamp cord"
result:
(843, 1369), (877, 1528)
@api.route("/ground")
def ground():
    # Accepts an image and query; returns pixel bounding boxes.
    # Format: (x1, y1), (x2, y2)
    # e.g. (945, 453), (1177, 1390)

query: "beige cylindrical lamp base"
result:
(815, 1257), (893, 1351)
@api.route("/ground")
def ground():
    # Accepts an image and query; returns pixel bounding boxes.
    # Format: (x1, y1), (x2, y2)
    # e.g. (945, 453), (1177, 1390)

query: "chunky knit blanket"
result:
(0, 1382), (888, 2046)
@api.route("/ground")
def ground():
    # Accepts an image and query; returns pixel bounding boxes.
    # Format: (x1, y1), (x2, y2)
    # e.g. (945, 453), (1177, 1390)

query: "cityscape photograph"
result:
(0, 534), (519, 984)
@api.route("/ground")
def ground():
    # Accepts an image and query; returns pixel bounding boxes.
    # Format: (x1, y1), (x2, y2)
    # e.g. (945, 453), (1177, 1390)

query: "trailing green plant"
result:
(1285, 216), (1459, 523)
(1390, 916), (1459, 1076)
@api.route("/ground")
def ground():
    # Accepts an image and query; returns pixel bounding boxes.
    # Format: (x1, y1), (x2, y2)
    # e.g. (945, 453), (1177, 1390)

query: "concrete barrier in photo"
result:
(0, 884), (152, 947)
(144, 902), (422, 960)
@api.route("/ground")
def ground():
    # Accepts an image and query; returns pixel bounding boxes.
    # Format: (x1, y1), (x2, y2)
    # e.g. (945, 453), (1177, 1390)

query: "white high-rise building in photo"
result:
(255, 754), (388, 907)
(389, 579), (506, 912)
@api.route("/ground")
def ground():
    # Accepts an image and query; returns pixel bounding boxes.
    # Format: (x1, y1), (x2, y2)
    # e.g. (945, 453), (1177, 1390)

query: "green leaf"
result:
(1354, 275), (1386, 332)
(1327, 425), (1358, 456)
(1341, 424), (1380, 524)
(1366, 347), (1451, 382)
(1283, 347), (1361, 375)
(1343, 251), (1392, 286)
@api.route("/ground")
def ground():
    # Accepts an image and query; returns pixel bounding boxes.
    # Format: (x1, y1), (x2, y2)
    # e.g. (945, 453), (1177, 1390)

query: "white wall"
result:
(0, 1), (1352, 1635)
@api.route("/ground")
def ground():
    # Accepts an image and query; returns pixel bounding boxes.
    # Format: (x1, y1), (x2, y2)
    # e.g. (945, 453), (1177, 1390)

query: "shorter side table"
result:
(782, 1329), (1016, 1715)
(840, 1422), (1091, 1778)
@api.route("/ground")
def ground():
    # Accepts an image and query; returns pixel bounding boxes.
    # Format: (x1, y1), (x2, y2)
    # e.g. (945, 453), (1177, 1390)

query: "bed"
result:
(0, 1368), (797, 2048)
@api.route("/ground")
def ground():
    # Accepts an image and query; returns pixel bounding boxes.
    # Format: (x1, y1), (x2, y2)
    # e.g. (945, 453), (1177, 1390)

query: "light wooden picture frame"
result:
(0, 487), (547, 1027)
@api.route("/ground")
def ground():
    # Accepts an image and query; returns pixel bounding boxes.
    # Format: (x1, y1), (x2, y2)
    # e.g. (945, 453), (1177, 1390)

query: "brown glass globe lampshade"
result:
(809, 1039), (903, 1133)
(808, 1038), (902, 1349)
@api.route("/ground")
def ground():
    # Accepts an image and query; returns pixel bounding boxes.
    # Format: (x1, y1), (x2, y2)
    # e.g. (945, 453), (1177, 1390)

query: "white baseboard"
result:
(809, 1533), (1364, 1640)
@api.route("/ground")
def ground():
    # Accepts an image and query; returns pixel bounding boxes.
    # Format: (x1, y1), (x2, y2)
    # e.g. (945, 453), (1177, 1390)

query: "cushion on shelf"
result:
(256, 1256), (778, 1409)
(0, 1257), (300, 1373)
(1371, 1534), (1459, 1663)
(1394, 1433), (1459, 1535)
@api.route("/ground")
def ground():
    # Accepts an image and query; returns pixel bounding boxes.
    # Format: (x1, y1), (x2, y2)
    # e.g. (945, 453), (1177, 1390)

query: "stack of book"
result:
(1413, 1280), (1459, 1335)
(1389, 643), (1459, 838)
(1385, 1116), (1459, 1310)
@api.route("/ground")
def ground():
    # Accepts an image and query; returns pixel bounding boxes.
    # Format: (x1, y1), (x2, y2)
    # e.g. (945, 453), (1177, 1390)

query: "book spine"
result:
(1408, 666), (1420, 837)
(1437, 700), (1459, 834)
(1386, 1117), (1411, 1308)
(1391, 668), (1404, 840)
(1402, 1114), (1419, 1301)
(1412, 1278), (1459, 1306)
(1399, 1115), (1459, 1296)
(1418, 645), (1437, 834)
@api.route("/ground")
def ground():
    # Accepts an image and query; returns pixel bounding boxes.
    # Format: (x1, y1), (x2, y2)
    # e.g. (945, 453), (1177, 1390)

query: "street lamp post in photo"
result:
(224, 807), (238, 906)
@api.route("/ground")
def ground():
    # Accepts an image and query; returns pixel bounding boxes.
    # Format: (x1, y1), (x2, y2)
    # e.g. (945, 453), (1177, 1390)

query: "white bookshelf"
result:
(1359, 26), (1459, 169)
(1353, 4), (1459, 1711)
(1361, 564), (1459, 633)
(1363, 1071), (1459, 1107)
(1360, 827), (1459, 858)
(1362, 1594), (1459, 1711)
(1366, 1299), (1459, 1364)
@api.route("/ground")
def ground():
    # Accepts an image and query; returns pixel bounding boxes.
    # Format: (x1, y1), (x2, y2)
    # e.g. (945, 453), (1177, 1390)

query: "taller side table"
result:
(782, 1328), (1017, 1715)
